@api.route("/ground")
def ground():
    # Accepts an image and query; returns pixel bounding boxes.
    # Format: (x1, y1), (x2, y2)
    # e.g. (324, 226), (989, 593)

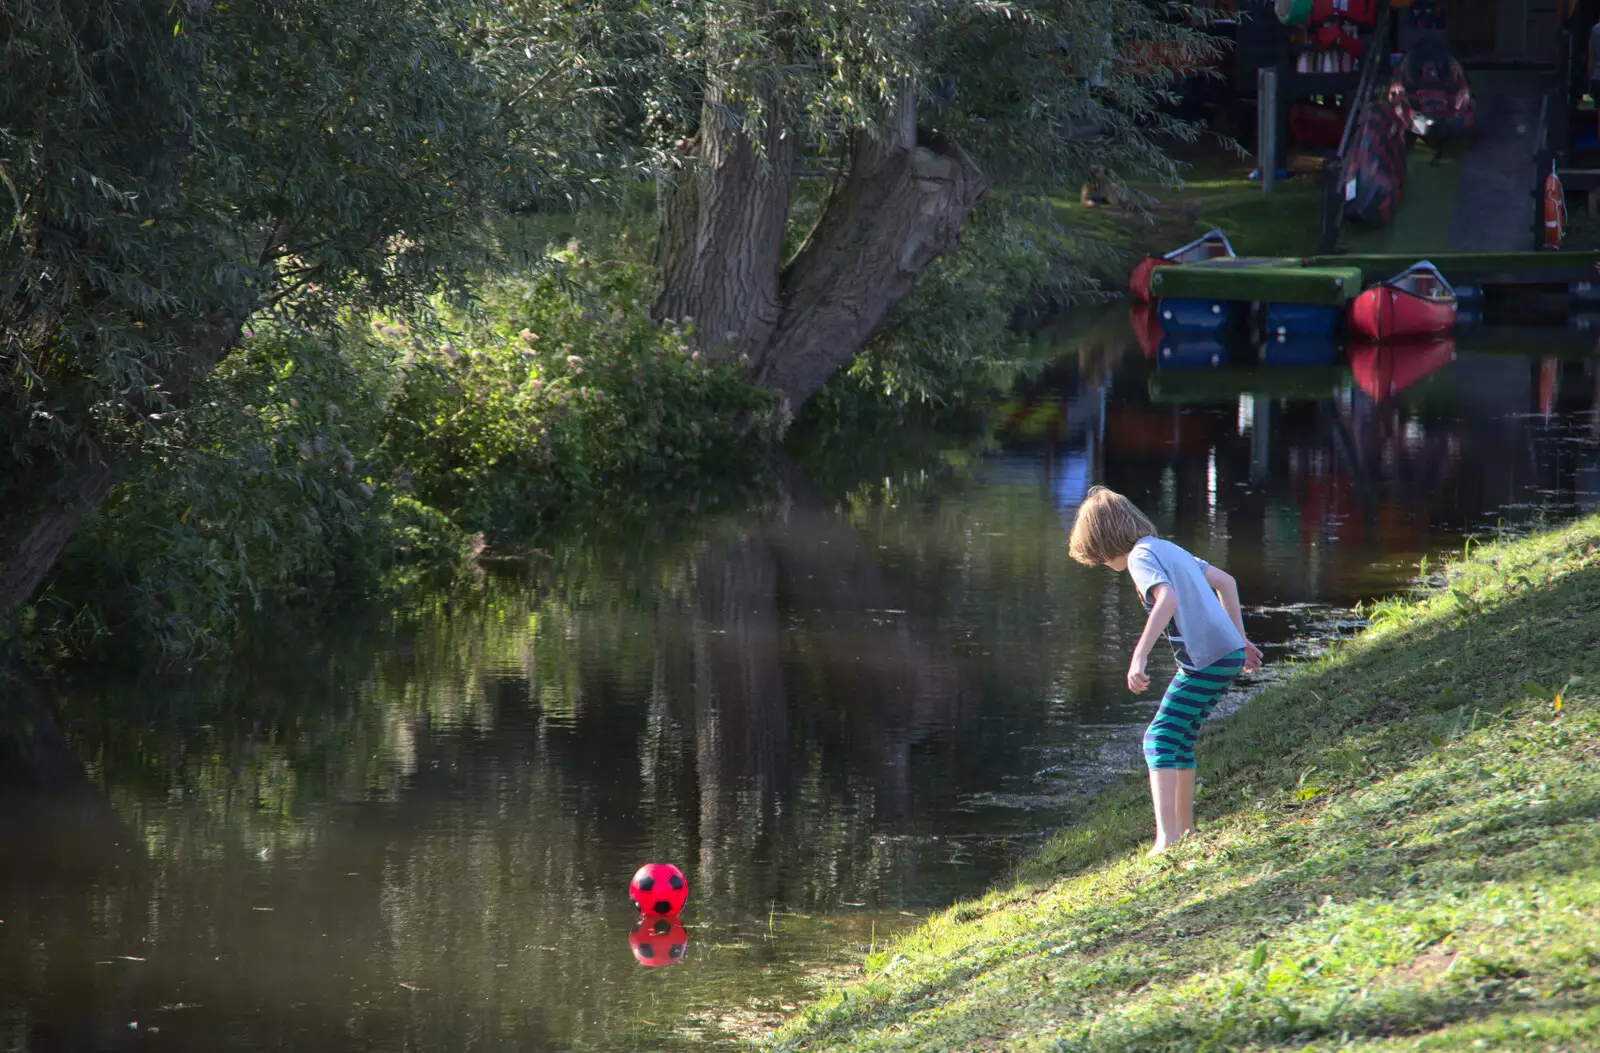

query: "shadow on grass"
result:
(1088, 992), (1600, 1052)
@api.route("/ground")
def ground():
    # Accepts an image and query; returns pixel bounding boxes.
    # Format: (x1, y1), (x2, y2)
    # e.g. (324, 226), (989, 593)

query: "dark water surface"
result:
(4, 317), (1599, 1052)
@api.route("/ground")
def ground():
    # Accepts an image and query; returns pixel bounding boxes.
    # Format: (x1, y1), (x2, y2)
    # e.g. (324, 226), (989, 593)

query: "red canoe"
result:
(1348, 261), (1457, 341)
(1128, 229), (1236, 303)
(1347, 337), (1457, 402)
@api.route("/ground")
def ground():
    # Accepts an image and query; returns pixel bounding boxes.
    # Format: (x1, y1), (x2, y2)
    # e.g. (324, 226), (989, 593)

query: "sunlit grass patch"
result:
(1046, 147), (1325, 282)
(767, 517), (1600, 1052)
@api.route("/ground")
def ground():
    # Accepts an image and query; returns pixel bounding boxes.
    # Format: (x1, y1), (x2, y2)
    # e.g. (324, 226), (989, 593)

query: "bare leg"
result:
(1148, 769), (1184, 854)
(1175, 768), (1197, 840)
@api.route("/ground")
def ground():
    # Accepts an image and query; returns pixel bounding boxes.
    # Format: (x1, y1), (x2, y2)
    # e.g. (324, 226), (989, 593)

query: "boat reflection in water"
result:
(1347, 337), (1457, 402)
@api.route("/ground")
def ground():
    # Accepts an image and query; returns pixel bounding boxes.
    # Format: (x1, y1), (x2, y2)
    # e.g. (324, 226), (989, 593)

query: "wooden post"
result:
(1258, 67), (1278, 193)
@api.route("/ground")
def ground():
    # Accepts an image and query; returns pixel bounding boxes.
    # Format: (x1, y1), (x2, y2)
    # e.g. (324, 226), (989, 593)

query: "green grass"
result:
(1340, 138), (1467, 256)
(766, 518), (1600, 1052)
(1055, 152), (1326, 283)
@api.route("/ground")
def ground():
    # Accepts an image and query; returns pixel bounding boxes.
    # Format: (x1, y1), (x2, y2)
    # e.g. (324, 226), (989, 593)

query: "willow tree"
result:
(0, 0), (534, 621)
(514, 0), (1214, 410)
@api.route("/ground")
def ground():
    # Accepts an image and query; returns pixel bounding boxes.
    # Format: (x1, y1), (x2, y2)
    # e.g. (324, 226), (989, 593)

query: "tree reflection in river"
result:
(4, 322), (1599, 1052)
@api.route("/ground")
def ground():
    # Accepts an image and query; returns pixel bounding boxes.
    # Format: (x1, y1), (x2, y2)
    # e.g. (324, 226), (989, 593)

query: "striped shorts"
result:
(1143, 649), (1246, 770)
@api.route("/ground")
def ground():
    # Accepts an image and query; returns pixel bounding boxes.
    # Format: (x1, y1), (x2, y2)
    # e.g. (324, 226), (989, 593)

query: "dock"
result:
(1141, 2), (1600, 340)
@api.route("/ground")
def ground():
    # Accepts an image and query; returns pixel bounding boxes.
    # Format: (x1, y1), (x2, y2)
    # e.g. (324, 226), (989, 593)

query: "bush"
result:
(20, 327), (468, 662)
(17, 248), (783, 663)
(378, 247), (783, 538)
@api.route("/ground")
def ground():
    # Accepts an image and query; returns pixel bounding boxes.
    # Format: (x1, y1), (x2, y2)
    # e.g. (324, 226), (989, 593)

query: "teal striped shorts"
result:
(1143, 649), (1246, 770)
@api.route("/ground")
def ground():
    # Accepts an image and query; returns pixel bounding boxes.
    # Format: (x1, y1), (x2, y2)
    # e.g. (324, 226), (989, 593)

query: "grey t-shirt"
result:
(1127, 536), (1246, 671)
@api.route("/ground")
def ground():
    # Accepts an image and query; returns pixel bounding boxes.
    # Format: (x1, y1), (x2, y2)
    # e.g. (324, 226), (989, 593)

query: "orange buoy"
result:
(1543, 164), (1567, 250)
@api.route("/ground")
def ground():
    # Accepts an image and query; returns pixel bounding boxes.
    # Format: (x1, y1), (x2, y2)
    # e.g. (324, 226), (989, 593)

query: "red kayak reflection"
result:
(1128, 302), (1162, 359)
(1347, 337), (1456, 402)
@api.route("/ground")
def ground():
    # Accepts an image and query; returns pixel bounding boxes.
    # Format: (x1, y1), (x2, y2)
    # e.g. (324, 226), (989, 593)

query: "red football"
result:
(629, 915), (688, 967)
(628, 862), (688, 916)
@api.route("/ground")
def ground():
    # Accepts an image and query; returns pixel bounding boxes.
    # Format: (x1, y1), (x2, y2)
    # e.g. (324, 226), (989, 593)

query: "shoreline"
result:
(764, 515), (1600, 1051)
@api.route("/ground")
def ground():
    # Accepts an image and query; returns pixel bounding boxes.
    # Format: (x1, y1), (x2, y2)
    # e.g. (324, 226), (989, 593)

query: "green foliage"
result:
(379, 248), (783, 538)
(495, 0), (1219, 407)
(3, 0), (1220, 661)
(17, 249), (781, 661)
(1, 0), (552, 651)
(20, 327), (468, 662)
(809, 200), (1088, 415)
(503, 0), (1213, 195)
(1, 0), (524, 464)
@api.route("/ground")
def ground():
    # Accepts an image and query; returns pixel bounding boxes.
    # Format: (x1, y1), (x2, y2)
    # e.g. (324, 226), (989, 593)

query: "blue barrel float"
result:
(1453, 282), (1484, 327)
(1260, 333), (1338, 367)
(1156, 298), (1240, 334)
(1261, 302), (1342, 338)
(1157, 334), (1231, 370)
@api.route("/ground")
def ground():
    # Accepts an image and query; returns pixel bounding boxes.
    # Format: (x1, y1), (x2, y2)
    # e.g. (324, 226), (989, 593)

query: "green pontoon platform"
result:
(1149, 259), (1364, 306)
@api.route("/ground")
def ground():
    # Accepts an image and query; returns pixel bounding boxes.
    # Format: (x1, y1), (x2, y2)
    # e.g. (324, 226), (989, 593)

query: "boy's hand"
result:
(1243, 640), (1264, 673)
(1127, 658), (1151, 693)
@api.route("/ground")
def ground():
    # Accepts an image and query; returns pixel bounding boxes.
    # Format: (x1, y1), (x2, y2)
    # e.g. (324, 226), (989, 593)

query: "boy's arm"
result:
(1127, 584), (1178, 692)
(1204, 565), (1264, 672)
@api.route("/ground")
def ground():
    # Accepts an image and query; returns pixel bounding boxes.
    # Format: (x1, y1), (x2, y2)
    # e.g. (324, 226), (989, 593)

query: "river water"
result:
(3, 316), (1598, 1052)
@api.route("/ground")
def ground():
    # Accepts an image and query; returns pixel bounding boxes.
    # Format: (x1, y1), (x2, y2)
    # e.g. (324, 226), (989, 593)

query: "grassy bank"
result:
(1055, 149), (1326, 283)
(769, 518), (1600, 1051)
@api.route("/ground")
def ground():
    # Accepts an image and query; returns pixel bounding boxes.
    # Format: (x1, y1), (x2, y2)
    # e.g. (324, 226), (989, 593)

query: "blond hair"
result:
(1067, 486), (1157, 565)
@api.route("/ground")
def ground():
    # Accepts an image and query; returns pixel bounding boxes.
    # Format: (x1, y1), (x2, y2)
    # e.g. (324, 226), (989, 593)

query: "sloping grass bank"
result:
(769, 518), (1600, 1052)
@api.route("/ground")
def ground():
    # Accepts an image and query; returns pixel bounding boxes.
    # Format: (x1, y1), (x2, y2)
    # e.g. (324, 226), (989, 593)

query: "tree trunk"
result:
(0, 657), (112, 807)
(0, 311), (245, 626)
(0, 446), (119, 618)
(653, 87), (795, 362)
(654, 89), (989, 411)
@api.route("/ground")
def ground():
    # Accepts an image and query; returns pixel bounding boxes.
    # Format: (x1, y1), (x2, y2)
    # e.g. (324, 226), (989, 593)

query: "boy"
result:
(1068, 486), (1263, 854)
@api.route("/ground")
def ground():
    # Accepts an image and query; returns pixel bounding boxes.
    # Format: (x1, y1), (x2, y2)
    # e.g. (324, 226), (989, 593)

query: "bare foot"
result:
(1148, 830), (1192, 856)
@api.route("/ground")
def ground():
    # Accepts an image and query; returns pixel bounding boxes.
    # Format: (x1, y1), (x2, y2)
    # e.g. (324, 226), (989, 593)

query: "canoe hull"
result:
(1348, 286), (1456, 341)
(1128, 230), (1236, 303)
(1129, 302), (1163, 357)
(1129, 257), (1172, 303)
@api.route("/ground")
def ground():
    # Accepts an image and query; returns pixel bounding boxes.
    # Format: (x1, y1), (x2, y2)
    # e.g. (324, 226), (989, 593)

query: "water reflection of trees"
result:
(6, 445), (1126, 1051)
(16, 335), (1591, 1051)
